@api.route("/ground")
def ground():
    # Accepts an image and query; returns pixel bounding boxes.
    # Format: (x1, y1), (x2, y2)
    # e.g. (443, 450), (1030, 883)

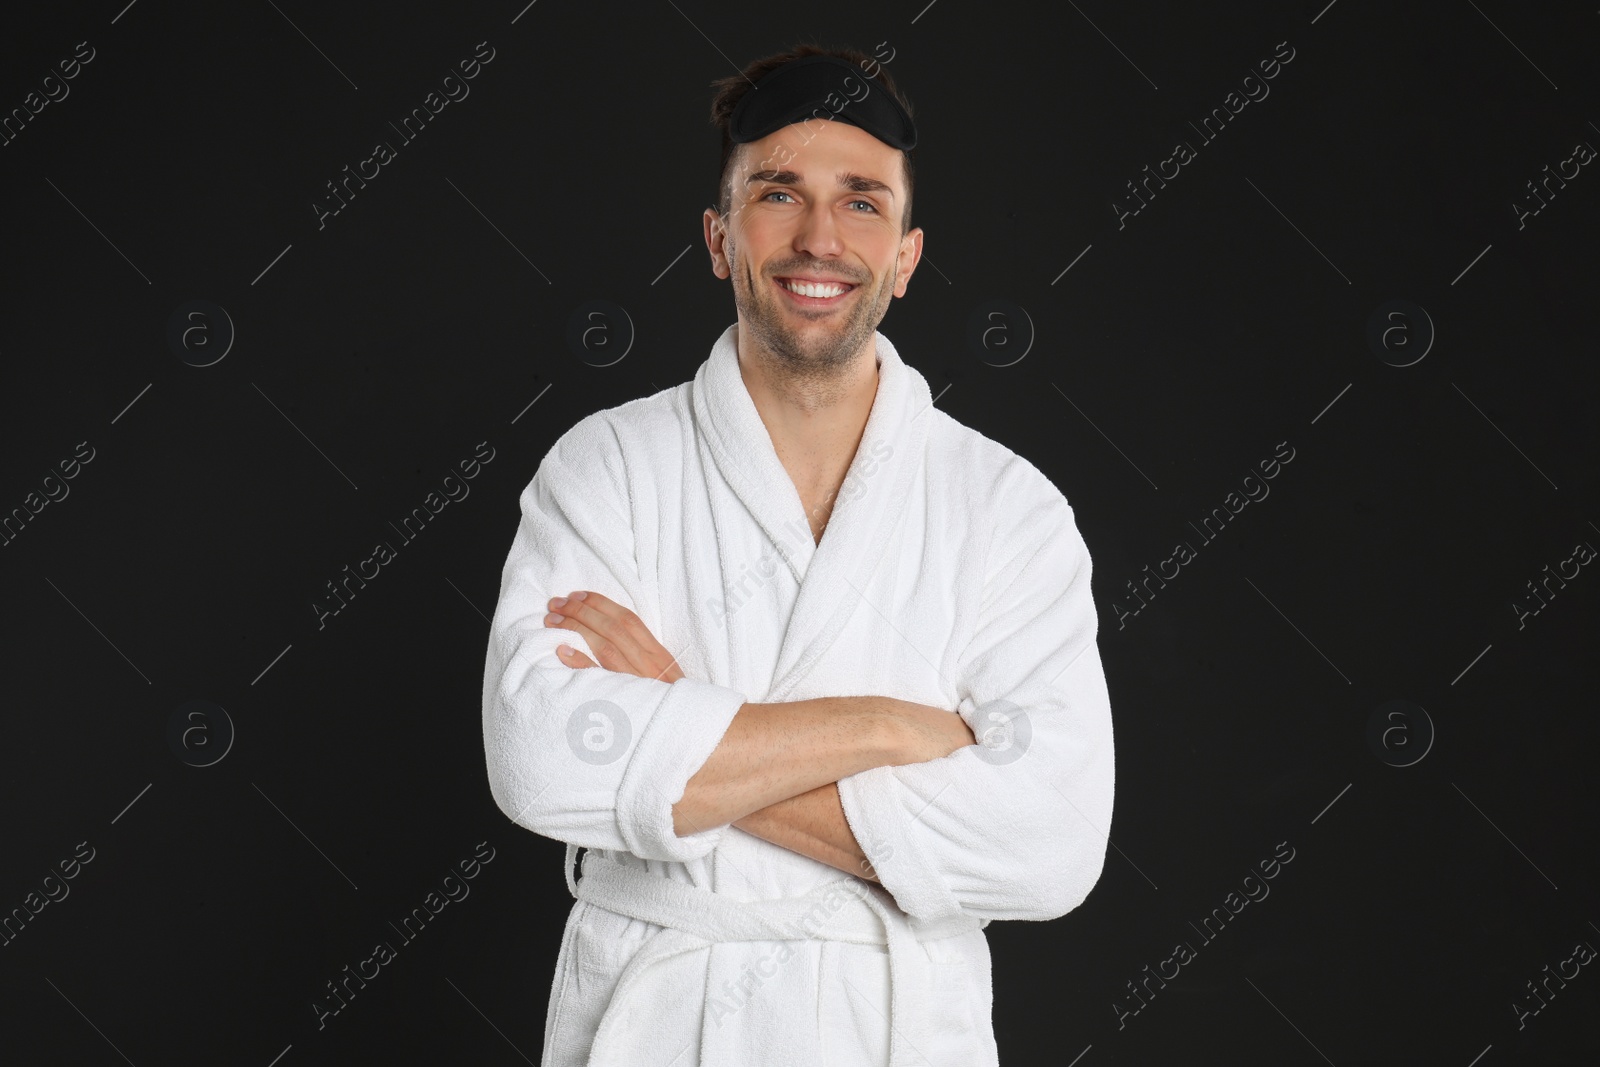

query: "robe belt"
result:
(565, 845), (986, 1067)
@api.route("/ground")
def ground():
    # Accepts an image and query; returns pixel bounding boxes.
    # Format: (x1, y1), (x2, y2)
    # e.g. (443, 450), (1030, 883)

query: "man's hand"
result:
(544, 591), (685, 683)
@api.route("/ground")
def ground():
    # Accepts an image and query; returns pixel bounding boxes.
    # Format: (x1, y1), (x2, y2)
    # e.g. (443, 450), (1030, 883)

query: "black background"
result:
(1, 1), (1596, 1064)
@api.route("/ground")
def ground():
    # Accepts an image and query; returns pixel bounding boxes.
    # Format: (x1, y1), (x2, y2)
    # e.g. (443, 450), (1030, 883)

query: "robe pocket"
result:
(570, 904), (649, 996)
(922, 937), (979, 1045)
(550, 903), (651, 1055)
(819, 941), (890, 1067)
(819, 939), (978, 1063)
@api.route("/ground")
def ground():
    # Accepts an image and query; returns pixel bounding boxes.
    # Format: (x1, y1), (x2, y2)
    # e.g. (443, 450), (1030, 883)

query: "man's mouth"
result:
(774, 276), (857, 306)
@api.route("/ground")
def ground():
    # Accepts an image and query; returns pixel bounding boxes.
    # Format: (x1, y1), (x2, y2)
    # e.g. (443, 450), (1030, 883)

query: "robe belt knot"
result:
(568, 848), (984, 1066)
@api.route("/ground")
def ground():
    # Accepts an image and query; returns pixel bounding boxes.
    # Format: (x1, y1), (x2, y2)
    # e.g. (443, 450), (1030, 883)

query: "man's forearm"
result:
(733, 782), (880, 883)
(672, 696), (902, 837)
(548, 594), (970, 840)
(672, 691), (974, 839)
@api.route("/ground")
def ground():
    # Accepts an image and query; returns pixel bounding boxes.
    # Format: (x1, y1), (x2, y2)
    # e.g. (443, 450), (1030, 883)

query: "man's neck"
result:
(733, 324), (880, 507)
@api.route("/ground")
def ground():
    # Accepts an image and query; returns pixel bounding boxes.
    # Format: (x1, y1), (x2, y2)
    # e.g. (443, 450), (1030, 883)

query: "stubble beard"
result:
(728, 235), (890, 394)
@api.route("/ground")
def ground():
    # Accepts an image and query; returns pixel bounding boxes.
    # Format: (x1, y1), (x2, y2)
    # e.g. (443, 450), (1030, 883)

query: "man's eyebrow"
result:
(744, 169), (896, 200)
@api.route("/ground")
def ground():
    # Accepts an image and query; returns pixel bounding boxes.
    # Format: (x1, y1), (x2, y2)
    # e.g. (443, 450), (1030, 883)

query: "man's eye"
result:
(759, 191), (877, 213)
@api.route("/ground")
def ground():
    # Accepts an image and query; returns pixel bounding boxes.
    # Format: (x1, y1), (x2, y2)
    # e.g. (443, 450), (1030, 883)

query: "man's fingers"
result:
(554, 591), (631, 632)
(548, 591), (686, 682)
(556, 644), (598, 669)
(544, 613), (617, 670)
(547, 592), (649, 670)
(562, 590), (626, 621)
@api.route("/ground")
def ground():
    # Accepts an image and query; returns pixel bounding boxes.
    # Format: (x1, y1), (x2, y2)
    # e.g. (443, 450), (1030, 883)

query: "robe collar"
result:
(691, 321), (934, 699)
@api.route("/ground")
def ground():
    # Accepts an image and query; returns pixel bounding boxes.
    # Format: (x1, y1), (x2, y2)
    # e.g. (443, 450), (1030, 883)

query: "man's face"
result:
(703, 119), (923, 378)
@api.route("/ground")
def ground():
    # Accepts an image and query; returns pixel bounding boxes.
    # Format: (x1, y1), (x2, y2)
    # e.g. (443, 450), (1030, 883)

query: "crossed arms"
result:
(540, 589), (978, 883)
(481, 426), (1115, 923)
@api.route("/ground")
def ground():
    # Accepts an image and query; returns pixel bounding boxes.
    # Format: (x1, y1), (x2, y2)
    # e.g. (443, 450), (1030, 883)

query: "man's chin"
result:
(739, 291), (874, 358)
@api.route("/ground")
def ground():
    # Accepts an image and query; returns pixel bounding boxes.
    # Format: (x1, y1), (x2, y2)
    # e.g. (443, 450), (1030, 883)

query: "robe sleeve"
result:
(835, 474), (1115, 924)
(481, 416), (751, 864)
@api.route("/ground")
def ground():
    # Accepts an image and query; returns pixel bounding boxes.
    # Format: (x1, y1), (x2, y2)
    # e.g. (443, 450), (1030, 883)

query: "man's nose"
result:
(793, 202), (845, 257)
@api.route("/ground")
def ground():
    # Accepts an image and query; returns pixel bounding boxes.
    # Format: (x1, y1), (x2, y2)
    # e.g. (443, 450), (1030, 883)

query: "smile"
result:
(774, 277), (857, 306)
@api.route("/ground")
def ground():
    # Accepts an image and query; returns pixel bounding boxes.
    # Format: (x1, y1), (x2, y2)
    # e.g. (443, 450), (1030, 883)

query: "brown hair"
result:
(708, 43), (916, 235)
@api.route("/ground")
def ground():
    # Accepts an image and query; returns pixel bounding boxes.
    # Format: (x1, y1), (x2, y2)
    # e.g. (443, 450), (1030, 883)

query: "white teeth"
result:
(781, 279), (850, 298)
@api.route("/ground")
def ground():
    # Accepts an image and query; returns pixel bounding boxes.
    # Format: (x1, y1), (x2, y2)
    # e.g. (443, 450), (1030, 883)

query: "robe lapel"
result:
(691, 323), (933, 701)
(692, 325), (816, 587)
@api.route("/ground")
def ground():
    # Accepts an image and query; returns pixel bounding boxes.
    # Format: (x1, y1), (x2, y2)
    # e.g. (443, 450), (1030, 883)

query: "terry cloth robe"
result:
(482, 322), (1116, 1067)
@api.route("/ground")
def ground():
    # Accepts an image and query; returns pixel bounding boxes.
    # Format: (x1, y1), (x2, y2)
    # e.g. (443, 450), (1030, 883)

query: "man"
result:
(482, 43), (1116, 1067)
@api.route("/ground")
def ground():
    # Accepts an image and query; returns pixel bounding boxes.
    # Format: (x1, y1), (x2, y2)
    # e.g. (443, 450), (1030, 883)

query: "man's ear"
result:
(892, 226), (924, 298)
(703, 206), (732, 280)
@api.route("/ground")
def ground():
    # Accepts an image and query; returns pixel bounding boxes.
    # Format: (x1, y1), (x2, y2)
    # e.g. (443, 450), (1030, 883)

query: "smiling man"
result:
(482, 44), (1116, 1067)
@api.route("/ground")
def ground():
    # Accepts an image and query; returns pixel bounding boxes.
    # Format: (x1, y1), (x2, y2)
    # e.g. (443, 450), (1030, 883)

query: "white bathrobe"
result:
(481, 322), (1116, 1066)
